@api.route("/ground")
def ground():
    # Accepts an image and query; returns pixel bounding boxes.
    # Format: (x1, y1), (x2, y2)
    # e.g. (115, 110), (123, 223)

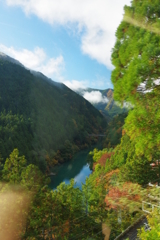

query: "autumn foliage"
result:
(93, 152), (114, 170)
(105, 183), (141, 210)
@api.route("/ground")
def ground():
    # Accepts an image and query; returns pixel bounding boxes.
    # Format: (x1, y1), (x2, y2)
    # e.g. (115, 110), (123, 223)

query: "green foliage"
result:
(111, 0), (160, 104)
(21, 164), (47, 191)
(111, 0), (160, 159)
(104, 112), (128, 147)
(124, 93), (160, 160)
(105, 133), (157, 184)
(95, 163), (102, 172)
(138, 211), (160, 240)
(2, 148), (26, 183)
(105, 134), (130, 172)
(0, 111), (33, 162)
(24, 185), (54, 239)
(120, 153), (156, 185)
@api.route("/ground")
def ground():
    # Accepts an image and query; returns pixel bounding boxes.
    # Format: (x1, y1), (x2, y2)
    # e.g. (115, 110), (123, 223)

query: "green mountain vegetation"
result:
(0, 55), (106, 171)
(103, 112), (128, 147)
(1, 0), (160, 239)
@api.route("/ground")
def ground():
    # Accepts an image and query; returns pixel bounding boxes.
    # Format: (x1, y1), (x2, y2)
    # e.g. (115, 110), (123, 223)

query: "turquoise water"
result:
(49, 149), (93, 190)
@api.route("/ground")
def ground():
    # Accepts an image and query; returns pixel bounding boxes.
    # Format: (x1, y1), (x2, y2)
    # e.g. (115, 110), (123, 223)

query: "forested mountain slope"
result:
(0, 53), (106, 170)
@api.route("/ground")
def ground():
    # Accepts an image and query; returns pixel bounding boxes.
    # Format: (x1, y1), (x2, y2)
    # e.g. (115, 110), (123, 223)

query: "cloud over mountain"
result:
(0, 44), (64, 81)
(63, 80), (88, 91)
(83, 91), (108, 104)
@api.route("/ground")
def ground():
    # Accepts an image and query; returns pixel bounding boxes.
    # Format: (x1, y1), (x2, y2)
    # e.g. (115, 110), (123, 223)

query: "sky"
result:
(0, 0), (131, 94)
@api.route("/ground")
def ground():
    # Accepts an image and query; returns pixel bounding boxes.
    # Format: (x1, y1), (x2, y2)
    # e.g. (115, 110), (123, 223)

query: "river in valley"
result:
(49, 145), (101, 190)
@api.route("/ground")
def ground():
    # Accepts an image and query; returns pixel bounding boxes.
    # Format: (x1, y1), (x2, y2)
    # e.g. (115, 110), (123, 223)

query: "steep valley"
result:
(0, 53), (106, 171)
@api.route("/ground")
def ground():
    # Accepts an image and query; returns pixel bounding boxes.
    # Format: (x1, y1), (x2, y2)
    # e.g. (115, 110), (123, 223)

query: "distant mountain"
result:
(0, 53), (106, 171)
(77, 88), (128, 119)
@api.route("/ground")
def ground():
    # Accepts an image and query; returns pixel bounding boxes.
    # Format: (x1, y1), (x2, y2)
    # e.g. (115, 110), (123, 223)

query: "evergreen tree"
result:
(21, 164), (48, 191)
(111, 0), (160, 160)
(2, 149), (26, 183)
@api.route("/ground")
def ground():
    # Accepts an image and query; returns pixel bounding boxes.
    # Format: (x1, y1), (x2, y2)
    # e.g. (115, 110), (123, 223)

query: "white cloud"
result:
(83, 91), (108, 104)
(40, 56), (64, 80)
(6, 0), (131, 69)
(0, 44), (64, 80)
(63, 77), (112, 91)
(63, 80), (88, 91)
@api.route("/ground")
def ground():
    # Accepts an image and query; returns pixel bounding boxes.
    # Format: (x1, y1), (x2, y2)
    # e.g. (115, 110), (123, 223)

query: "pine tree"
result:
(111, 0), (160, 160)
(2, 149), (26, 183)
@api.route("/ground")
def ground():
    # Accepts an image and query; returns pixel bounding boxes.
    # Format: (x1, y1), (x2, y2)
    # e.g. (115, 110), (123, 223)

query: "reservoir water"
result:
(49, 148), (93, 190)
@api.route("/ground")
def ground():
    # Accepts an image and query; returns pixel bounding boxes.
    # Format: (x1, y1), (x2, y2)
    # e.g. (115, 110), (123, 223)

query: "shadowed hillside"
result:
(0, 54), (106, 170)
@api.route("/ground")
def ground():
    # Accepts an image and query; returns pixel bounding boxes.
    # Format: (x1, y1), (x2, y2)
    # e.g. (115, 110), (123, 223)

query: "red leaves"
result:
(93, 152), (114, 170)
(105, 183), (141, 209)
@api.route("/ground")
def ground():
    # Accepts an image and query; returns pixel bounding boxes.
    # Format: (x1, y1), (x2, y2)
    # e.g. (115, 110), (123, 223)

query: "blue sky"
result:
(0, 0), (131, 94)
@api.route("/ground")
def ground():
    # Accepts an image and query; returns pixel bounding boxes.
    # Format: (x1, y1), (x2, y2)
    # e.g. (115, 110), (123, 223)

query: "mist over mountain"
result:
(76, 88), (128, 119)
(0, 52), (24, 67)
(0, 53), (106, 171)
